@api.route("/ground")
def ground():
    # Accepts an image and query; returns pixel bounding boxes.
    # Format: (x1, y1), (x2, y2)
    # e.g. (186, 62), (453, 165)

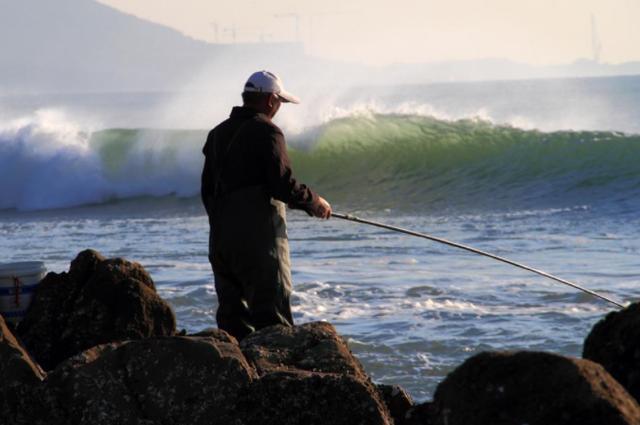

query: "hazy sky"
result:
(99, 0), (639, 65)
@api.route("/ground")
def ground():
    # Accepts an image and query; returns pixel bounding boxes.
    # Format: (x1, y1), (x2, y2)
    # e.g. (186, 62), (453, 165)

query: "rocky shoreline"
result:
(1, 250), (639, 425)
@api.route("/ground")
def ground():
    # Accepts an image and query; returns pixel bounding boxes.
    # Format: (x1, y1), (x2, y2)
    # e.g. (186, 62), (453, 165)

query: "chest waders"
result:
(208, 123), (294, 340)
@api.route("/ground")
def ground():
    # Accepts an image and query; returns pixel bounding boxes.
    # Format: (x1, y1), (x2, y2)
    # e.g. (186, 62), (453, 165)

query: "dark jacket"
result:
(201, 106), (318, 218)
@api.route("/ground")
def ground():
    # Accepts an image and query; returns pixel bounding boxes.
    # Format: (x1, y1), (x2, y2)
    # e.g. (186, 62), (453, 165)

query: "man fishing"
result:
(201, 70), (332, 340)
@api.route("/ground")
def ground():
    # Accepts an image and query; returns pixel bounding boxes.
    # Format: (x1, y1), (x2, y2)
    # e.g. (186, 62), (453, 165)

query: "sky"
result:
(98, 0), (640, 66)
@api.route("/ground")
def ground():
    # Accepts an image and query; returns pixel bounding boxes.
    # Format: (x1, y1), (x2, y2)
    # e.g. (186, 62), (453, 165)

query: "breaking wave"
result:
(1, 110), (639, 212)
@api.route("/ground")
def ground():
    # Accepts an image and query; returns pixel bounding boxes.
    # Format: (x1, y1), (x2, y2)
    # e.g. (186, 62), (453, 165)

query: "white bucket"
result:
(0, 261), (46, 324)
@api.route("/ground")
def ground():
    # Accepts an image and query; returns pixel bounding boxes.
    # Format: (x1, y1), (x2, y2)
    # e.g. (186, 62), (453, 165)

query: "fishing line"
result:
(331, 212), (625, 309)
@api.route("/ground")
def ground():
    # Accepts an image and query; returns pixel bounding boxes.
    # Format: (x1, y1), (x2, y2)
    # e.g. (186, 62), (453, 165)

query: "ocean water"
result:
(1, 75), (640, 401)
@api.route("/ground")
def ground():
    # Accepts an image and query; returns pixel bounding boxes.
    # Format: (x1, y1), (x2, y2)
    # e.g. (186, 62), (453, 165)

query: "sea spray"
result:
(1, 111), (639, 211)
(0, 110), (106, 210)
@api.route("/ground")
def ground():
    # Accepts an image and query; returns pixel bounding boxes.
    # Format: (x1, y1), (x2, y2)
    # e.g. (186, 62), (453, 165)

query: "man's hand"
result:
(313, 196), (332, 219)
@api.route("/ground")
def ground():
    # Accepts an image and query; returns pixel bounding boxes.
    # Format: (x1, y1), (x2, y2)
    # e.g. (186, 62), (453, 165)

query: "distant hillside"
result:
(1, 0), (638, 94)
(0, 0), (305, 93)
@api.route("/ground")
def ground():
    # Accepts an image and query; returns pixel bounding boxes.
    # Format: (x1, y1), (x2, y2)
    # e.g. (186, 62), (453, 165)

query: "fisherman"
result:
(201, 70), (332, 340)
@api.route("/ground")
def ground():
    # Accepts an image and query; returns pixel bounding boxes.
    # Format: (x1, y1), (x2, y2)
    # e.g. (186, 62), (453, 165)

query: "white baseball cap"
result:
(243, 70), (300, 104)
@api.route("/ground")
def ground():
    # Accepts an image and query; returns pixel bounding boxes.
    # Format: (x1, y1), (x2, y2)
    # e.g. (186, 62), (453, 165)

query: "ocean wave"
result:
(289, 113), (640, 210)
(1, 110), (639, 211)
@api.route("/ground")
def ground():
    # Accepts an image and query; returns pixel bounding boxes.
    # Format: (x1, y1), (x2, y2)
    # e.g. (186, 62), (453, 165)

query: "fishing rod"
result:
(331, 212), (626, 309)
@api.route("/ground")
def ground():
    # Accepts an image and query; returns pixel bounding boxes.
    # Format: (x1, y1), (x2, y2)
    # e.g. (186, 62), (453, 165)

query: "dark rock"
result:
(240, 321), (368, 379)
(18, 250), (176, 370)
(430, 351), (640, 425)
(241, 371), (392, 425)
(377, 383), (415, 425)
(239, 322), (393, 425)
(58, 275), (174, 358)
(42, 336), (255, 425)
(0, 313), (45, 425)
(53, 341), (125, 372)
(86, 256), (156, 291)
(15, 271), (75, 370)
(403, 402), (436, 425)
(5, 319), (397, 425)
(583, 302), (640, 402)
(68, 249), (105, 285)
(0, 313), (44, 385)
(190, 327), (238, 344)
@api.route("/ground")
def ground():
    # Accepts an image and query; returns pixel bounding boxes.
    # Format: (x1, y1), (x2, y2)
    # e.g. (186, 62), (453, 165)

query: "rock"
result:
(0, 313), (45, 425)
(0, 313), (44, 385)
(68, 249), (106, 285)
(15, 271), (76, 370)
(6, 249), (400, 424)
(4, 318), (396, 425)
(85, 255), (156, 291)
(429, 351), (640, 425)
(240, 322), (368, 379)
(583, 302), (640, 402)
(241, 371), (392, 425)
(377, 384), (415, 425)
(41, 336), (255, 425)
(239, 322), (393, 425)
(18, 250), (176, 370)
(403, 402), (436, 425)
(190, 327), (238, 344)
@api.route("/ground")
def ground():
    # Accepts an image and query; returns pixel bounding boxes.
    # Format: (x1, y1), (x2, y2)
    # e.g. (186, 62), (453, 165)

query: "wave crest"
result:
(2, 111), (638, 211)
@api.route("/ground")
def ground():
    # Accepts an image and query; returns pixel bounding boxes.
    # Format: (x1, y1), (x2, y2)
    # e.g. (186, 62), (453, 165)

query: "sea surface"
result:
(1, 75), (640, 401)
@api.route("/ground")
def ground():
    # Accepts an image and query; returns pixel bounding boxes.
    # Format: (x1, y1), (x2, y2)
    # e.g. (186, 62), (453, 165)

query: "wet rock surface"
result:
(583, 302), (640, 402)
(17, 249), (176, 370)
(429, 351), (640, 425)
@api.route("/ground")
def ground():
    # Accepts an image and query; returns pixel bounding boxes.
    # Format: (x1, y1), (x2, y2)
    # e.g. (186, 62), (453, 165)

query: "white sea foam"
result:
(0, 110), (106, 210)
(0, 110), (204, 211)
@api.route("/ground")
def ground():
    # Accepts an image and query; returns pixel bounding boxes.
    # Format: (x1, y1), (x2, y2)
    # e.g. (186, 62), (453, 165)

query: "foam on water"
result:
(1, 202), (638, 400)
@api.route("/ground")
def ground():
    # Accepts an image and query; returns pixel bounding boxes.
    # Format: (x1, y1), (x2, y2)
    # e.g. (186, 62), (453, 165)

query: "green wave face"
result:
(288, 114), (640, 211)
(90, 128), (206, 181)
(76, 114), (640, 212)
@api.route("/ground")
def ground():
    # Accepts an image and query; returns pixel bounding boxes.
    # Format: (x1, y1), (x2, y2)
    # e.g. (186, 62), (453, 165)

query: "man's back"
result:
(201, 106), (317, 219)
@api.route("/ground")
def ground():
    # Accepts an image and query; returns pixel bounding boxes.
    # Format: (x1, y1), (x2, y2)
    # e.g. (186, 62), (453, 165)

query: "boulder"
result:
(583, 302), (640, 402)
(190, 327), (238, 344)
(0, 313), (44, 385)
(239, 322), (393, 425)
(240, 321), (368, 379)
(403, 402), (436, 425)
(18, 249), (176, 370)
(15, 271), (76, 370)
(40, 335), (255, 425)
(377, 384), (415, 425)
(0, 313), (45, 425)
(241, 371), (392, 425)
(3, 318), (399, 425)
(68, 249), (106, 285)
(428, 351), (640, 425)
